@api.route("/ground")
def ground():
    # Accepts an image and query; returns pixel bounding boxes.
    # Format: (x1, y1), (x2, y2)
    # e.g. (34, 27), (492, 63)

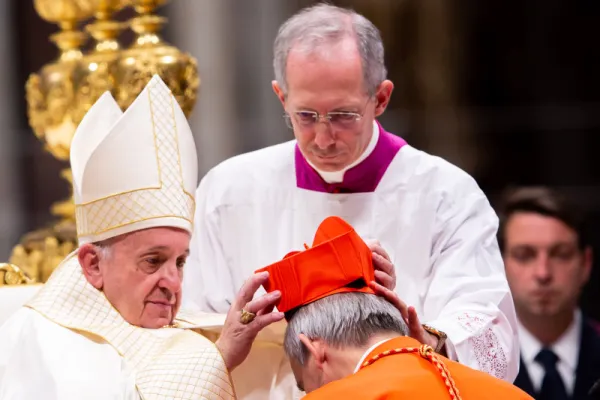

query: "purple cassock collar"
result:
(294, 122), (407, 193)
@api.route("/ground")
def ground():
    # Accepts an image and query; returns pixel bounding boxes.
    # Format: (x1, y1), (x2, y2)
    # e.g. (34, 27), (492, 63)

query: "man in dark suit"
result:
(497, 187), (600, 399)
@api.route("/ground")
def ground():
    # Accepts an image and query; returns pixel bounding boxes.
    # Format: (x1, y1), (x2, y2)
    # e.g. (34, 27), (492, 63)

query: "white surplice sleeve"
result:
(183, 172), (236, 313)
(421, 178), (520, 383)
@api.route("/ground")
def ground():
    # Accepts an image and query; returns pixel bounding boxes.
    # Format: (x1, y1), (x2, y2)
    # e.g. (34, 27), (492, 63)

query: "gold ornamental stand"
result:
(3, 0), (199, 285)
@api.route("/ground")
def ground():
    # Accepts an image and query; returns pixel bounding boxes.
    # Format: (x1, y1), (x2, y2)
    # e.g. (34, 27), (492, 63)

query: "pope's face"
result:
(273, 37), (392, 172)
(93, 227), (189, 328)
(503, 212), (591, 321)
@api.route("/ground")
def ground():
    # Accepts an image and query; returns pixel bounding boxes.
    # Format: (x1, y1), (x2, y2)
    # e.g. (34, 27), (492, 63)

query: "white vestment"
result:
(0, 308), (139, 400)
(0, 256), (296, 400)
(0, 254), (236, 400)
(0, 310), (296, 400)
(184, 133), (520, 392)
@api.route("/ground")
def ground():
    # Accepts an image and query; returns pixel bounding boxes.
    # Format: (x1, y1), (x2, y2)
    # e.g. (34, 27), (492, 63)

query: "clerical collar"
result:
(306, 121), (380, 183)
(294, 120), (407, 193)
(354, 338), (392, 373)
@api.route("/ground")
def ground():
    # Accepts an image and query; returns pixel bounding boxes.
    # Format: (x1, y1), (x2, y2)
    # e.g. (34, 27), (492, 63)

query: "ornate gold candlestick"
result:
(17, 0), (95, 282)
(9, 0), (199, 284)
(27, 0), (95, 162)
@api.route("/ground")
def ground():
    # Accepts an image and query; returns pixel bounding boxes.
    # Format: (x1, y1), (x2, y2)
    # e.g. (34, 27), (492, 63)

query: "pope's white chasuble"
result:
(8, 253), (236, 400)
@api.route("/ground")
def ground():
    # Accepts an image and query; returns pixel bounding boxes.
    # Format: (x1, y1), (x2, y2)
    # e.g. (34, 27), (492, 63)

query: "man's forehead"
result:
(505, 212), (579, 247)
(286, 39), (364, 94)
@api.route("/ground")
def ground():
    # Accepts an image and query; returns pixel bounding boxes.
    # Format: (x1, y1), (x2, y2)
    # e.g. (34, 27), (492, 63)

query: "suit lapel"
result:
(573, 319), (600, 398)
(514, 357), (536, 397)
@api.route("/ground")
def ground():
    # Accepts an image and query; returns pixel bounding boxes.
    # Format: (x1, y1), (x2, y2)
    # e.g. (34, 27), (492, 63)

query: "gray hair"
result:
(93, 239), (114, 261)
(273, 3), (387, 96)
(284, 292), (407, 365)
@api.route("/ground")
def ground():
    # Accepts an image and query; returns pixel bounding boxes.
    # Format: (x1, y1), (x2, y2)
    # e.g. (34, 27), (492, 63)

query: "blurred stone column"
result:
(229, 0), (293, 152)
(167, 0), (295, 175)
(411, 0), (478, 175)
(166, 0), (239, 176)
(0, 0), (23, 259)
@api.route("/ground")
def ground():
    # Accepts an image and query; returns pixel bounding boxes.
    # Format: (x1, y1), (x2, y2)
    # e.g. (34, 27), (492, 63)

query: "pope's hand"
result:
(366, 239), (396, 290)
(216, 271), (285, 371)
(368, 281), (440, 351)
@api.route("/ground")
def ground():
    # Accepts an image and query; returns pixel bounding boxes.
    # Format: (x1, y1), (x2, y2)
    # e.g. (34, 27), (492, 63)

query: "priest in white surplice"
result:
(0, 76), (285, 399)
(183, 3), (520, 395)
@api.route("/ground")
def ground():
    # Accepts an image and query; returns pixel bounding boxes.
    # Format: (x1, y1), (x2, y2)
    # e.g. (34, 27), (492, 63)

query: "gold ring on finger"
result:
(240, 308), (256, 325)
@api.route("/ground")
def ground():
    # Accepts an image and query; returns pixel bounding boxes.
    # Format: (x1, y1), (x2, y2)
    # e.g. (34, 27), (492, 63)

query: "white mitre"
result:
(71, 75), (198, 244)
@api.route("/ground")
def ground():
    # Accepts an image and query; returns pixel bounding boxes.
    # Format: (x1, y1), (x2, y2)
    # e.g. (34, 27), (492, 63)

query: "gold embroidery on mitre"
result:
(75, 78), (195, 238)
(26, 253), (235, 400)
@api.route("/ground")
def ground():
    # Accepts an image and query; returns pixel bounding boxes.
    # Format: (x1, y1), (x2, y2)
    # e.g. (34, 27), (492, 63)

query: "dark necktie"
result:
(535, 348), (569, 400)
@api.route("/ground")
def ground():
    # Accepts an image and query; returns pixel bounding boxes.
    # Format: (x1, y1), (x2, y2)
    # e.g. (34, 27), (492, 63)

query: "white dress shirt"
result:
(518, 310), (582, 395)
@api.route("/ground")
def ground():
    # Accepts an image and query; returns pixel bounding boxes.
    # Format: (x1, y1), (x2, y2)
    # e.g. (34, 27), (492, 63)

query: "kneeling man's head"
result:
(257, 216), (406, 393)
(284, 292), (406, 393)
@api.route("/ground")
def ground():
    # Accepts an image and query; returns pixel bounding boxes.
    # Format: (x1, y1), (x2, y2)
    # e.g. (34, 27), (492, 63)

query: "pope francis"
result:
(0, 76), (283, 399)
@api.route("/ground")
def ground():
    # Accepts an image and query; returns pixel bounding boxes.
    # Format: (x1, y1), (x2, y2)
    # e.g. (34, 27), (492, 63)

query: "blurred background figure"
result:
(497, 187), (600, 399)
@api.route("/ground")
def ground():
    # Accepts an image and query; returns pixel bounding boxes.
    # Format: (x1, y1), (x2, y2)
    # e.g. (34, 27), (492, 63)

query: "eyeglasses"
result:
(283, 98), (372, 131)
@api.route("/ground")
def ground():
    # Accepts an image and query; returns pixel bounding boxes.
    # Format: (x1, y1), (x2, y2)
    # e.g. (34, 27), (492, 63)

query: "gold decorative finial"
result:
(8, 0), (200, 284)
(114, 0), (199, 116)
(27, 0), (95, 161)
(72, 0), (129, 125)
